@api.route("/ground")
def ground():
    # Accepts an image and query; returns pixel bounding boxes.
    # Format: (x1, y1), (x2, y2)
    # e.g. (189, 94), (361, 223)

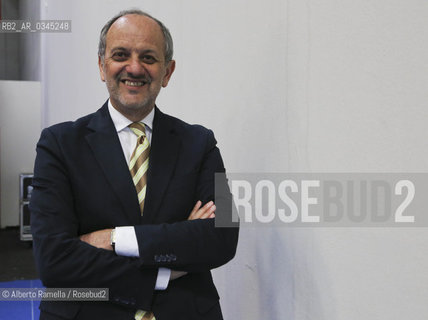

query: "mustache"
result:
(117, 73), (152, 84)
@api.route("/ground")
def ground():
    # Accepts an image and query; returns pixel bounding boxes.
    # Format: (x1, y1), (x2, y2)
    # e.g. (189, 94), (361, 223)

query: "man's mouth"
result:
(122, 80), (147, 87)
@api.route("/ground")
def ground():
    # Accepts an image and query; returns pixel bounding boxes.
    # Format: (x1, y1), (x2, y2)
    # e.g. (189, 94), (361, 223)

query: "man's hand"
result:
(79, 228), (113, 251)
(187, 200), (216, 220)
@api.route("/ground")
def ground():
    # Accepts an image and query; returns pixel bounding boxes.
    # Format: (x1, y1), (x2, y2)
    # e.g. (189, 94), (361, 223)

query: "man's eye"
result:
(141, 55), (156, 64)
(112, 52), (128, 60)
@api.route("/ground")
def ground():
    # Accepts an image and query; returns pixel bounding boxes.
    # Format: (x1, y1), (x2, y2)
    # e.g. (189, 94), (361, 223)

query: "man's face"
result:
(99, 14), (175, 119)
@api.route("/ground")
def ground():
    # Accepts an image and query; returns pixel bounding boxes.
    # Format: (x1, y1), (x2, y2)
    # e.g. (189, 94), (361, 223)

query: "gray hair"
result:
(98, 9), (174, 63)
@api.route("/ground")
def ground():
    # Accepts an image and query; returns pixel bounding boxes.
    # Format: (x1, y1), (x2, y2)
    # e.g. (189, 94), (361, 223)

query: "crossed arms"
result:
(79, 200), (217, 280)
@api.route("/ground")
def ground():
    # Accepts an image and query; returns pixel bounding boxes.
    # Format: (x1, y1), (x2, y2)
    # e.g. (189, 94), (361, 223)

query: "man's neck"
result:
(111, 101), (154, 122)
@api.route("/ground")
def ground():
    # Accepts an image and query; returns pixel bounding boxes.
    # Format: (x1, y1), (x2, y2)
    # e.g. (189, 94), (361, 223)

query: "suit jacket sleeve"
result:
(30, 127), (158, 310)
(134, 126), (239, 272)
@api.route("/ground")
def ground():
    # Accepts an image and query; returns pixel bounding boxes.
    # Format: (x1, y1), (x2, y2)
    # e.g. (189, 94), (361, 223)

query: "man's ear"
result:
(98, 56), (106, 82)
(162, 60), (176, 87)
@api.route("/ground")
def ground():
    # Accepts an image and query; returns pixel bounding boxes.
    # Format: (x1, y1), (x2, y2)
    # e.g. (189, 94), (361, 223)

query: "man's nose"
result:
(125, 56), (145, 76)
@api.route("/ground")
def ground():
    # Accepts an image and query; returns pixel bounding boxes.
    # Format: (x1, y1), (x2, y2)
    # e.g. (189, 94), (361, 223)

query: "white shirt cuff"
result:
(155, 268), (171, 290)
(114, 226), (139, 257)
(114, 227), (170, 290)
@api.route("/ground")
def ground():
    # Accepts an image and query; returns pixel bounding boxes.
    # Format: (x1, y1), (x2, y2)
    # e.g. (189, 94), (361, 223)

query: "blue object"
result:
(0, 279), (42, 320)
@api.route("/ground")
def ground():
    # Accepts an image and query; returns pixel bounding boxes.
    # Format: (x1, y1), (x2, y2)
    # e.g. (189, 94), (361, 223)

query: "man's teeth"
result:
(124, 80), (145, 87)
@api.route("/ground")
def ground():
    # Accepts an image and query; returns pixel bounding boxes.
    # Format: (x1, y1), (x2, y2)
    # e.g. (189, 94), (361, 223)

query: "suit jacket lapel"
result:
(143, 107), (181, 223)
(85, 102), (141, 225)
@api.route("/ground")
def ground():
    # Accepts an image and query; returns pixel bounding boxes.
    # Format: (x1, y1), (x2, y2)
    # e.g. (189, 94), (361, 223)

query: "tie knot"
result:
(129, 122), (146, 138)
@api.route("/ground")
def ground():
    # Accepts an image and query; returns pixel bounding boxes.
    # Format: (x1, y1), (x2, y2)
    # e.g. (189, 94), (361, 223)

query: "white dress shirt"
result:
(108, 101), (170, 290)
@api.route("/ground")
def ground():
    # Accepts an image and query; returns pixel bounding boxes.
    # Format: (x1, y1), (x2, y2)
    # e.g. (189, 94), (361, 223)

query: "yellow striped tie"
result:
(129, 122), (150, 215)
(130, 123), (155, 320)
(135, 309), (155, 320)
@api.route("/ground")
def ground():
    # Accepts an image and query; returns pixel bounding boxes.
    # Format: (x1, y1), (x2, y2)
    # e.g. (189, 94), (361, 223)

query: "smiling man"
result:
(30, 9), (238, 320)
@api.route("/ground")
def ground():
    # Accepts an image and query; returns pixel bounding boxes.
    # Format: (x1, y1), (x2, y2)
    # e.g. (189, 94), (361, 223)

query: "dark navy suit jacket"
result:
(30, 102), (238, 320)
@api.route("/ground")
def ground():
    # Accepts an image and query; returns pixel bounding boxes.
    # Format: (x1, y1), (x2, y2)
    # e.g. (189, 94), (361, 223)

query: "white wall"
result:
(0, 81), (41, 227)
(21, 0), (428, 319)
(282, 1), (428, 319)
(287, 0), (428, 172)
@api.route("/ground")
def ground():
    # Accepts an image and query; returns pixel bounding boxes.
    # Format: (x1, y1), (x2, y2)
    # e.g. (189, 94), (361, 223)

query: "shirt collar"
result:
(108, 99), (154, 133)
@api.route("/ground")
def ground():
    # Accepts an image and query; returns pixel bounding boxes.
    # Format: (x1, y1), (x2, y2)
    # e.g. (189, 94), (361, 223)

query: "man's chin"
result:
(117, 98), (154, 113)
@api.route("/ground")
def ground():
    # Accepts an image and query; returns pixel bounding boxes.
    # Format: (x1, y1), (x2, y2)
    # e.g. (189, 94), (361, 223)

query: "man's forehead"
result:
(107, 14), (163, 42)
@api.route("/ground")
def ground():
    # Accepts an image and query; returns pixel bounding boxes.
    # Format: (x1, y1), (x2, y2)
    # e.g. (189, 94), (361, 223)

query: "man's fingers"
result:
(188, 200), (202, 220)
(188, 201), (217, 220)
(201, 204), (216, 219)
(190, 200), (202, 215)
(202, 201), (214, 210)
